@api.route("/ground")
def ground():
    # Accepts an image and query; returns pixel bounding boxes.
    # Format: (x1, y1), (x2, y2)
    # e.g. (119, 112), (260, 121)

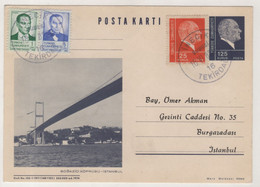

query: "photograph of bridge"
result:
(14, 58), (122, 167)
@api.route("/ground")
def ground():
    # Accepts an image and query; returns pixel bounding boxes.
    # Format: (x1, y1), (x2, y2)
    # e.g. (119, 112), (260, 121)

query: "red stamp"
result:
(169, 18), (205, 63)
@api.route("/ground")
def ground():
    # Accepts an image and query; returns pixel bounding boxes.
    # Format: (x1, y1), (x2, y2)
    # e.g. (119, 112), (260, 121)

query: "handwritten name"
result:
(145, 96), (208, 104)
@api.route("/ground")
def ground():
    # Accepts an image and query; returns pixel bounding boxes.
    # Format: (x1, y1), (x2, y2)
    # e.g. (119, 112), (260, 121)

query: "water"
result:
(14, 144), (122, 167)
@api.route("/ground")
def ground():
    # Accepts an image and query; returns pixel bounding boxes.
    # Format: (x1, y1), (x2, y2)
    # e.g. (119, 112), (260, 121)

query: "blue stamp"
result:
(209, 16), (244, 60)
(42, 11), (70, 52)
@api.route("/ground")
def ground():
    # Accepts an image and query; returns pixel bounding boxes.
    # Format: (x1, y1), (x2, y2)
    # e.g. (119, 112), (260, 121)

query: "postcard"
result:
(4, 6), (252, 183)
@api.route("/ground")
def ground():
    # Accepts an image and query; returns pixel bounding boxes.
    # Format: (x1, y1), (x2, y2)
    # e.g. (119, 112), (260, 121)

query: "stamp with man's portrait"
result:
(10, 10), (38, 51)
(42, 11), (70, 52)
(209, 16), (245, 60)
(169, 18), (205, 63)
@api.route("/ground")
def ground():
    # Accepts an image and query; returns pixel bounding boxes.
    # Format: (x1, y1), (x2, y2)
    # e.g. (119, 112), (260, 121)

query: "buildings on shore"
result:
(14, 125), (122, 146)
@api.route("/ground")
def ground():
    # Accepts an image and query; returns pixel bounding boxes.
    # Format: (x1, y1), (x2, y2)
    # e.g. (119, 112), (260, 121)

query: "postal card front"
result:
(4, 6), (253, 183)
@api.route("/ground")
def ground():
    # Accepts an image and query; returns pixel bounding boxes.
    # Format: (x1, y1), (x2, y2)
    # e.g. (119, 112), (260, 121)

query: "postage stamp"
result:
(9, 9), (70, 63)
(10, 10), (38, 51)
(169, 18), (205, 63)
(42, 11), (70, 52)
(167, 16), (231, 83)
(209, 16), (245, 60)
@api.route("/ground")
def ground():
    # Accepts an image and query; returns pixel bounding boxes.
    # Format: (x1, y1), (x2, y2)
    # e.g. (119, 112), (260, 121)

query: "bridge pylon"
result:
(34, 102), (45, 145)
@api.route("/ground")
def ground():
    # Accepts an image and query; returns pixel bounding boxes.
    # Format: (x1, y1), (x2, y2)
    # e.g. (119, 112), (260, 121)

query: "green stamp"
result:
(10, 10), (38, 51)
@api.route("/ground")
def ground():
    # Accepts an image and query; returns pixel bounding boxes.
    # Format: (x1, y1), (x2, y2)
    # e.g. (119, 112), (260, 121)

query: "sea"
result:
(14, 144), (122, 167)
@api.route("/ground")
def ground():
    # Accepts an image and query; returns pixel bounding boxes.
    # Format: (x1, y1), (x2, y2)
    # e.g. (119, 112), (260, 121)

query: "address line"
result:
(136, 121), (244, 123)
(136, 106), (245, 108)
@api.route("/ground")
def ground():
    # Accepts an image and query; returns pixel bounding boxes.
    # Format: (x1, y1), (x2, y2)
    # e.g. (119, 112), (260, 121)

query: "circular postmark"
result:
(10, 9), (68, 63)
(177, 29), (231, 83)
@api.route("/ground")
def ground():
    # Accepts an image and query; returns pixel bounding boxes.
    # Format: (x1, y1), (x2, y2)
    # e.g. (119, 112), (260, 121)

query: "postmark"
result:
(169, 18), (205, 63)
(9, 9), (70, 63)
(179, 60), (232, 84)
(209, 16), (245, 61)
(179, 29), (231, 83)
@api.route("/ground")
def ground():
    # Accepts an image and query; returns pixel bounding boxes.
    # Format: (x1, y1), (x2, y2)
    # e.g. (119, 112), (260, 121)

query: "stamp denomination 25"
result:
(169, 18), (206, 63)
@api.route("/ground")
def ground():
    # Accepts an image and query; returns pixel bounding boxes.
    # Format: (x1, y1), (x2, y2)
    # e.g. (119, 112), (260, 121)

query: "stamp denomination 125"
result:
(209, 16), (245, 61)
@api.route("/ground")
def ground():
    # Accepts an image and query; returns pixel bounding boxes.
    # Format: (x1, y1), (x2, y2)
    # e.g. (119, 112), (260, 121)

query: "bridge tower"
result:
(34, 102), (44, 145)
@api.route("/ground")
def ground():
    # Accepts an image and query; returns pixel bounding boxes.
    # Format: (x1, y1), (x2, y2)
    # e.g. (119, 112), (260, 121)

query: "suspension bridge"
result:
(28, 74), (122, 145)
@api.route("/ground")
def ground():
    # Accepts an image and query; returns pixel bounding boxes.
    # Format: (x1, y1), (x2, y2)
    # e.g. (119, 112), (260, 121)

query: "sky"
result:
(14, 58), (122, 136)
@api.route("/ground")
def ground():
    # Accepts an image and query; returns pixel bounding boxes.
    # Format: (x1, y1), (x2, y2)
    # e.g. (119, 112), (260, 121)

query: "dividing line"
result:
(71, 38), (123, 40)
(136, 121), (244, 123)
(14, 175), (80, 176)
(70, 49), (122, 51)
(136, 151), (209, 153)
(136, 106), (244, 108)
(136, 153), (244, 156)
(136, 136), (244, 138)
(136, 151), (244, 153)
(216, 50), (245, 51)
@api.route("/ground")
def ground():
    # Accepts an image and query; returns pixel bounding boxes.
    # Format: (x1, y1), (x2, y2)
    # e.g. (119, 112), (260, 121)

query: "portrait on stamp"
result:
(10, 13), (36, 41)
(216, 18), (243, 50)
(169, 18), (205, 63)
(178, 21), (202, 52)
(43, 12), (69, 42)
(209, 16), (244, 60)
